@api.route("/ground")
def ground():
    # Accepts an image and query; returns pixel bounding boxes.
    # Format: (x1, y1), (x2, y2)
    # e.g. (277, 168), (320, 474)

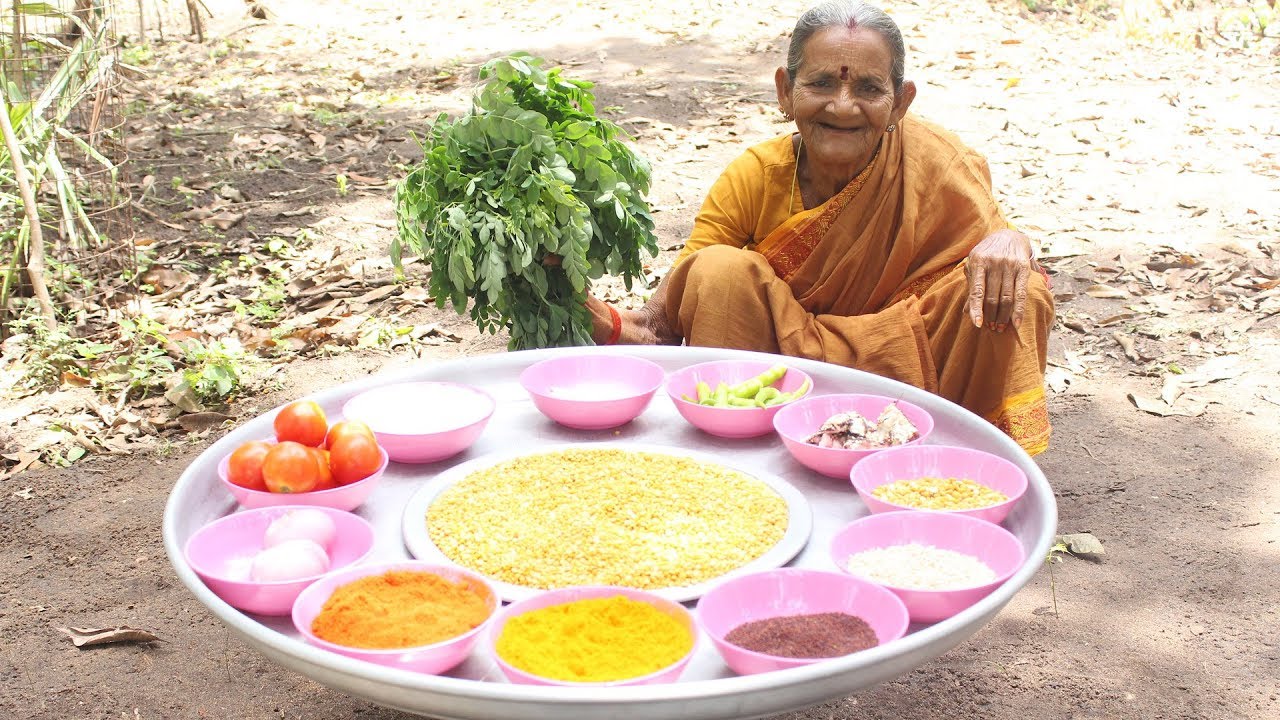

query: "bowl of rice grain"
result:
(829, 511), (1025, 623)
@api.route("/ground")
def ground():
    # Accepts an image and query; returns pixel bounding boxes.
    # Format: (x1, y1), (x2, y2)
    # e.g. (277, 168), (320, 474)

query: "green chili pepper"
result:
(711, 382), (729, 407)
(732, 379), (763, 399)
(695, 381), (712, 404)
(754, 387), (781, 407)
(777, 376), (811, 403)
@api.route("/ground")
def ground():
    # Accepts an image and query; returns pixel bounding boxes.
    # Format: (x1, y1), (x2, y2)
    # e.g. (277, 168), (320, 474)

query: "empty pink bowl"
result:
(696, 568), (909, 675)
(341, 382), (495, 463)
(850, 445), (1028, 524)
(773, 394), (934, 479)
(665, 361), (813, 439)
(829, 510), (1026, 624)
(218, 446), (388, 512)
(184, 505), (375, 616)
(490, 586), (697, 686)
(519, 354), (665, 430)
(292, 561), (499, 675)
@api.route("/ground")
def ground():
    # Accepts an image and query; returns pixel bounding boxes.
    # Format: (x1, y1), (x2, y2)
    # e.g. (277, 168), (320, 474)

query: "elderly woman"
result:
(586, 0), (1053, 455)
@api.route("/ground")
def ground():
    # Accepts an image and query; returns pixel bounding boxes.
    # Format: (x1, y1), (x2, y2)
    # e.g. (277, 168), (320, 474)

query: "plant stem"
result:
(0, 95), (58, 332)
(1049, 562), (1059, 617)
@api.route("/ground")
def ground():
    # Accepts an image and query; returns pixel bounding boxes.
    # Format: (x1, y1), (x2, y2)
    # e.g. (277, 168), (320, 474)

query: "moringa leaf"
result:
(393, 54), (657, 349)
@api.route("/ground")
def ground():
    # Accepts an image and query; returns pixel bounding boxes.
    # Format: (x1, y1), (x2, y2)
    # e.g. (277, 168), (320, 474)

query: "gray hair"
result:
(785, 1), (907, 93)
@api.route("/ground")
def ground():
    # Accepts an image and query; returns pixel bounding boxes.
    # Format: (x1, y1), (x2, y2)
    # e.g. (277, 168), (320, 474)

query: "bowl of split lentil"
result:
(489, 586), (698, 686)
(290, 561), (499, 675)
(829, 510), (1026, 623)
(850, 444), (1028, 524)
(695, 568), (909, 675)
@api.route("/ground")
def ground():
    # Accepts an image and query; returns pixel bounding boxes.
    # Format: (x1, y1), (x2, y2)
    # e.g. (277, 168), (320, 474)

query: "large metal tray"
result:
(163, 346), (1057, 720)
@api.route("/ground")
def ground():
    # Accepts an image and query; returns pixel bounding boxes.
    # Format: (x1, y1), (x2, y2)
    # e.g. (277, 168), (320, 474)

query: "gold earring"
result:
(887, 123), (897, 133)
(780, 108), (793, 121)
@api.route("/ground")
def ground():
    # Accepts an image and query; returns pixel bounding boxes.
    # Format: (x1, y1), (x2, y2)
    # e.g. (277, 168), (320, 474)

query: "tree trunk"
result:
(187, 0), (204, 43)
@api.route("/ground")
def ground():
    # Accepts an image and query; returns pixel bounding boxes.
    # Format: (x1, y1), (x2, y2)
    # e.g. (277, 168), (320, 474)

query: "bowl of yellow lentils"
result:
(849, 445), (1027, 524)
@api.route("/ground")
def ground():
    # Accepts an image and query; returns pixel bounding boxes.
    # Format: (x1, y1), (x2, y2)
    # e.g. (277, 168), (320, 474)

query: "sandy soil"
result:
(2, 0), (1278, 718)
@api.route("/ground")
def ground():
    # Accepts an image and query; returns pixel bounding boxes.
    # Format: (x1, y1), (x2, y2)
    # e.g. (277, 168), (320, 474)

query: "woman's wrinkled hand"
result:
(584, 282), (682, 347)
(964, 229), (1037, 331)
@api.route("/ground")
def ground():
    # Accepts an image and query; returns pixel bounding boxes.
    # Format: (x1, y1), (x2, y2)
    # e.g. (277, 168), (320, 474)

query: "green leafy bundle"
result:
(393, 53), (659, 349)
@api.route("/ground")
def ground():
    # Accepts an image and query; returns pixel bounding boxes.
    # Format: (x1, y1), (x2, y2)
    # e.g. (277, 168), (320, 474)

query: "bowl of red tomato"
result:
(219, 400), (388, 511)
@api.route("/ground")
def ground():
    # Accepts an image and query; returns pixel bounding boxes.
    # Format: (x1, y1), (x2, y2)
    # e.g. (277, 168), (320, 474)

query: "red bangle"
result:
(604, 305), (622, 346)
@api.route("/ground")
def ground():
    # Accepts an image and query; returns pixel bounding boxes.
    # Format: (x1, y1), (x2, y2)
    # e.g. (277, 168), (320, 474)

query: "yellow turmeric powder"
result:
(495, 595), (693, 682)
(311, 570), (493, 649)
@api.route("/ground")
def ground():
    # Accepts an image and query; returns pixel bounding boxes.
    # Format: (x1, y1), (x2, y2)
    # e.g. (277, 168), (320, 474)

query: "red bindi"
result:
(839, 66), (849, 79)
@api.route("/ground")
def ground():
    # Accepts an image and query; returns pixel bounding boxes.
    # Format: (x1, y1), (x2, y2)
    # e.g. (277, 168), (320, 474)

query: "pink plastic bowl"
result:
(665, 360), (813, 439)
(829, 510), (1026, 624)
(218, 445), (387, 512)
(695, 568), (909, 675)
(184, 505), (375, 616)
(341, 382), (495, 463)
(519, 354), (665, 430)
(773, 394), (934, 479)
(292, 561), (499, 675)
(850, 445), (1028, 524)
(489, 586), (697, 686)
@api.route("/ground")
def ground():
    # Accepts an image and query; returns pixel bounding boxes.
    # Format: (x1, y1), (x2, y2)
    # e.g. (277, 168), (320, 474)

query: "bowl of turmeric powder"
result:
(291, 561), (499, 675)
(489, 586), (698, 686)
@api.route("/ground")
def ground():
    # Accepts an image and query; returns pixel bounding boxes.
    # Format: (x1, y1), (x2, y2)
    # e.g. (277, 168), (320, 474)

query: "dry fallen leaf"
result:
(1160, 374), (1185, 406)
(2, 451), (43, 479)
(204, 211), (245, 231)
(1112, 332), (1141, 362)
(1127, 393), (1207, 417)
(58, 626), (162, 648)
(1086, 284), (1129, 299)
(345, 172), (385, 186)
(61, 371), (91, 387)
(1056, 532), (1105, 557)
(177, 412), (235, 433)
(1045, 366), (1074, 393)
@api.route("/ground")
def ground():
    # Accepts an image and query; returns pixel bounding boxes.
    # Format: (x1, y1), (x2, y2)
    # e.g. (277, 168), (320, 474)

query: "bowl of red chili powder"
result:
(695, 568), (909, 675)
(291, 561), (498, 674)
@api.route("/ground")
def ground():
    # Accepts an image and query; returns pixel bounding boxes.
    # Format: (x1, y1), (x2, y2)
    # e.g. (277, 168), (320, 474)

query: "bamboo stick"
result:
(0, 95), (58, 332)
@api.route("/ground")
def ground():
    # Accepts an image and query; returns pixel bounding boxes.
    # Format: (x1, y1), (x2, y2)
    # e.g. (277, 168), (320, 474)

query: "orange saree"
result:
(663, 116), (1053, 454)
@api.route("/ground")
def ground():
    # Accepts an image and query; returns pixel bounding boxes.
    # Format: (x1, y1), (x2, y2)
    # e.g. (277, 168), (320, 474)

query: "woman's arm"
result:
(963, 229), (1039, 331)
(586, 278), (682, 346)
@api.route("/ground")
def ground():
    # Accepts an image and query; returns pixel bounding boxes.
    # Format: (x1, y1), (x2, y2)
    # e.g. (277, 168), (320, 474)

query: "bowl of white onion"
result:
(184, 506), (374, 615)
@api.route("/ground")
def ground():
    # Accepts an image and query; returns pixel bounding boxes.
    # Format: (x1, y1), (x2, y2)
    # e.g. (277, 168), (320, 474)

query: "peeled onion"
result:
(250, 539), (330, 582)
(263, 509), (337, 551)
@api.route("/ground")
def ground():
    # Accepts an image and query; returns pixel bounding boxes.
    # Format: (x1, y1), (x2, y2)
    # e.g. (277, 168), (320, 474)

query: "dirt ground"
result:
(2, 0), (1279, 718)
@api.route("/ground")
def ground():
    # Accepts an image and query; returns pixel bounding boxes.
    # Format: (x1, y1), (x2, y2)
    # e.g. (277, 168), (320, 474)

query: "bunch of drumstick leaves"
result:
(393, 53), (658, 349)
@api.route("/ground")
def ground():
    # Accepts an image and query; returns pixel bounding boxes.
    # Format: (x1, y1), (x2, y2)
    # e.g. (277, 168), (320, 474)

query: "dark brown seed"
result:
(724, 612), (878, 659)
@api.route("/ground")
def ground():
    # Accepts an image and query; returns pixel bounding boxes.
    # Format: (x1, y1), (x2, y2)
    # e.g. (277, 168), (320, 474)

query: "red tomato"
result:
(329, 434), (382, 485)
(262, 441), (321, 493)
(274, 401), (329, 447)
(226, 441), (271, 491)
(325, 419), (375, 449)
(310, 447), (336, 491)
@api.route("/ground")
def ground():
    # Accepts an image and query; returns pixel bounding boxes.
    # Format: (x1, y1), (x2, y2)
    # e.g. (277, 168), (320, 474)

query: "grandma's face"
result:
(776, 26), (914, 173)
